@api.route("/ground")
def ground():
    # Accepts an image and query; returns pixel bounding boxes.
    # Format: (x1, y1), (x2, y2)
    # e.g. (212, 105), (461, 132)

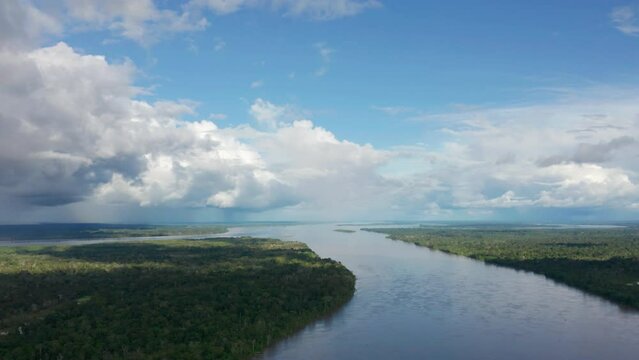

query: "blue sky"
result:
(57, 0), (639, 148)
(2, 0), (639, 223)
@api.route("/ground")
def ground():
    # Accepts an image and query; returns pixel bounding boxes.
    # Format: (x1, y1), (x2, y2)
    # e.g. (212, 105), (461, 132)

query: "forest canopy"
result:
(0, 237), (355, 359)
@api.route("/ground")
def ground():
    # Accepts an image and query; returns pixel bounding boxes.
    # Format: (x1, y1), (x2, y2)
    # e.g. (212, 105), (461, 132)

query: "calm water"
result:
(225, 224), (639, 360)
(4, 223), (639, 359)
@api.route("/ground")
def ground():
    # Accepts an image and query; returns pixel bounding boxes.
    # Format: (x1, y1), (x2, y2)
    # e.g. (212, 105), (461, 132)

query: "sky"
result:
(1, 0), (639, 223)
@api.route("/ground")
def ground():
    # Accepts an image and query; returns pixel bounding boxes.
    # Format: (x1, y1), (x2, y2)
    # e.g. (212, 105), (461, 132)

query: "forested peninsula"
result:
(0, 238), (355, 359)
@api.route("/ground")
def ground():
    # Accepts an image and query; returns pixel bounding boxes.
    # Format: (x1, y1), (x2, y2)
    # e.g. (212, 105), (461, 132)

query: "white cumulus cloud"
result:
(0, 41), (394, 221)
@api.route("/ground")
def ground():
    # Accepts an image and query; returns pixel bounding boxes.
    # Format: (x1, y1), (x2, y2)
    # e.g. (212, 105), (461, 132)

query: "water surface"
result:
(4, 223), (639, 359)
(227, 224), (639, 360)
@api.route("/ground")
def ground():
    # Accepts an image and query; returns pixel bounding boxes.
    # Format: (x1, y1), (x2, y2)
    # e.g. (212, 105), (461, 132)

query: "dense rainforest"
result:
(0, 224), (228, 241)
(366, 226), (639, 309)
(0, 238), (355, 359)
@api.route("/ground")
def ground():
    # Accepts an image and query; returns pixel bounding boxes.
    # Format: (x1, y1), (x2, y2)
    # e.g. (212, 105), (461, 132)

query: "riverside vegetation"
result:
(366, 226), (639, 309)
(0, 224), (228, 241)
(0, 238), (355, 359)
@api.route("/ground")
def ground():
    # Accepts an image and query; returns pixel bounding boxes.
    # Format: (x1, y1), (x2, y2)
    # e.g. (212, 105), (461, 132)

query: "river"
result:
(3, 223), (639, 359)
(226, 223), (639, 360)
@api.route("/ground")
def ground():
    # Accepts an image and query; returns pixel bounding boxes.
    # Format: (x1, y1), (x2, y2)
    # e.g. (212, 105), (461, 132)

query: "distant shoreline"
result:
(367, 226), (639, 310)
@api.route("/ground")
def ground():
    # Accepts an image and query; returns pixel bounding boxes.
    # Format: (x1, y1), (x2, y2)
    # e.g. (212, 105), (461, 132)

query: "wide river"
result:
(4, 223), (639, 359)
(226, 223), (639, 360)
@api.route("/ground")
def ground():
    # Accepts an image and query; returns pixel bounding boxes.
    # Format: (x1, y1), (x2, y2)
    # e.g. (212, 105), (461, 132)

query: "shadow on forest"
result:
(17, 238), (315, 266)
(0, 224), (227, 241)
(1, 239), (356, 359)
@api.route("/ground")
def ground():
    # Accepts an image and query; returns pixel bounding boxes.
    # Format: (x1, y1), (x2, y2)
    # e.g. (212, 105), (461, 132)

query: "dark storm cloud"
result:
(536, 136), (635, 167)
(573, 136), (635, 164)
